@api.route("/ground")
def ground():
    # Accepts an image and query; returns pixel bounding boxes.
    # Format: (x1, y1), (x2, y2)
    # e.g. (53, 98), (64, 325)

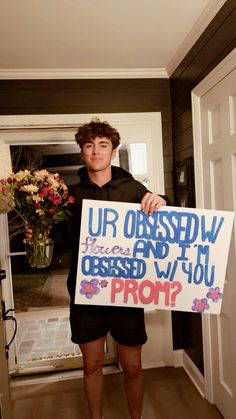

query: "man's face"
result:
(81, 136), (116, 173)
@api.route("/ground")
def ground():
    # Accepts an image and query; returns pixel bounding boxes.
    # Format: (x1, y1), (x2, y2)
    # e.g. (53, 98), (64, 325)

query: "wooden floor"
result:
(11, 367), (223, 419)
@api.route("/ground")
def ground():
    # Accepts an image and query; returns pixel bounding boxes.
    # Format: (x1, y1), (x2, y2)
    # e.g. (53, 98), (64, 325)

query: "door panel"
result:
(0, 272), (12, 419)
(194, 63), (236, 418)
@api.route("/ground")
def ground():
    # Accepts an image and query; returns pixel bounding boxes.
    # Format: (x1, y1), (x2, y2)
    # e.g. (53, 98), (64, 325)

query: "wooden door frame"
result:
(191, 48), (236, 403)
(0, 279), (13, 419)
(0, 111), (174, 375)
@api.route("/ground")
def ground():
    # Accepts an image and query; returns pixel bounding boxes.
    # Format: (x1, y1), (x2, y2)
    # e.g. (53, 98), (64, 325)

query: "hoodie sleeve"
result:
(134, 179), (170, 205)
(134, 180), (150, 200)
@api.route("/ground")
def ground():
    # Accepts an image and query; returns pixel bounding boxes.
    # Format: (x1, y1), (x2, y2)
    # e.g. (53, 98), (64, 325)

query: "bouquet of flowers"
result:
(0, 169), (75, 268)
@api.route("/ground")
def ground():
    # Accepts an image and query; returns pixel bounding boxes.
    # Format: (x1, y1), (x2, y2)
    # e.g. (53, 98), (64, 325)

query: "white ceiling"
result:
(0, 0), (226, 79)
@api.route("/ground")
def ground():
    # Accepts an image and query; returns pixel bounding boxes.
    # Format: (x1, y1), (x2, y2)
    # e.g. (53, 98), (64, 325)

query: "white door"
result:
(192, 50), (236, 418)
(0, 274), (12, 419)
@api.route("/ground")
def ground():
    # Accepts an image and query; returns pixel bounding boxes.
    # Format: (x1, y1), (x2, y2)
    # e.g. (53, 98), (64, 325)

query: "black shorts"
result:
(69, 304), (147, 346)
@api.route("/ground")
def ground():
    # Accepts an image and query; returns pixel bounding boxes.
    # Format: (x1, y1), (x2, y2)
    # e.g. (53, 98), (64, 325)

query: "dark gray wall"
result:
(171, 0), (236, 162)
(170, 0), (236, 374)
(0, 78), (173, 203)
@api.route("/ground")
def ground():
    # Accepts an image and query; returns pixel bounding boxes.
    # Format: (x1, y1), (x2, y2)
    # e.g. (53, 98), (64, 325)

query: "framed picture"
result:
(178, 192), (189, 207)
(174, 157), (195, 208)
(176, 164), (188, 186)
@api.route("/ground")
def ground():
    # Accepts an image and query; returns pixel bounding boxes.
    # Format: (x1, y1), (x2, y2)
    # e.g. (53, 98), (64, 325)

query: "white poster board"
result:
(75, 200), (234, 314)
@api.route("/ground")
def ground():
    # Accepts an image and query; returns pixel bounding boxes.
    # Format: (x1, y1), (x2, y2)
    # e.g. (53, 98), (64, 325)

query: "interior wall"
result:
(170, 0), (236, 374)
(0, 77), (177, 355)
(0, 78), (173, 203)
(1, 0), (235, 376)
(171, 0), (235, 162)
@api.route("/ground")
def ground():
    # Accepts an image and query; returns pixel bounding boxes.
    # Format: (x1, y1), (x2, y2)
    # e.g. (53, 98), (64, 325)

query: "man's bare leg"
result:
(79, 336), (106, 419)
(117, 343), (143, 419)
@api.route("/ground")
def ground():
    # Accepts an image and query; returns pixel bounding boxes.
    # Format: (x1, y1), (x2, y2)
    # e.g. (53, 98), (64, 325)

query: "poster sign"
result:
(75, 200), (234, 314)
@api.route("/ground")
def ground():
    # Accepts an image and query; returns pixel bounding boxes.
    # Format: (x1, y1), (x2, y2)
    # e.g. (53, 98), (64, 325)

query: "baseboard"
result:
(11, 349), (205, 397)
(142, 361), (166, 370)
(10, 364), (119, 388)
(173, 349), (183, 367)
(174, 350), (205, 397)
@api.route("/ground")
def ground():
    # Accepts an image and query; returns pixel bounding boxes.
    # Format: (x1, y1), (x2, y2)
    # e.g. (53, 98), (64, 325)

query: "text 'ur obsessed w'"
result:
(78, 205), (226, 309)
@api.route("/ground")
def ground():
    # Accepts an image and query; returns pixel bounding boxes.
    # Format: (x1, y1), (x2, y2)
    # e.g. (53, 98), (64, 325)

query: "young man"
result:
(66, 119), (166, 419)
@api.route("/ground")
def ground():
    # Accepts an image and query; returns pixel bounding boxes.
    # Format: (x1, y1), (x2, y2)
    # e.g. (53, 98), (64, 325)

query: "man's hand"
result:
(141, 192), (166, 215)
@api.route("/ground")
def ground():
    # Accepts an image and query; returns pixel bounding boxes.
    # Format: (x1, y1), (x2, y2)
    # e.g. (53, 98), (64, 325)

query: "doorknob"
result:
(1, 300), (17, 358)
(0, 269), (6, 281)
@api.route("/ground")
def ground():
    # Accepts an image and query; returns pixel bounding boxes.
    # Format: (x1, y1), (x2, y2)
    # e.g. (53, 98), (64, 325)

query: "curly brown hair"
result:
(75, 118), (120, 149)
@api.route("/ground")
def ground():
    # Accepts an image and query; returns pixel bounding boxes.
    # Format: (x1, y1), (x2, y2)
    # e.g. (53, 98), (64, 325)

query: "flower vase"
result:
(25, 225), (54, 269)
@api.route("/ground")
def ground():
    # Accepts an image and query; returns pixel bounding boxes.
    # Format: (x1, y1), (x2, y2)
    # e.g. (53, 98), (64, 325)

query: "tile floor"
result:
(16, 308), (81, 364)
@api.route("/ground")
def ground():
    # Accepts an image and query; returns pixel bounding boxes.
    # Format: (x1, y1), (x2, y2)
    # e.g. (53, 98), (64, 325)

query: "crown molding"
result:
(0, 68), (168, 80)
(166, 0), (227, 77)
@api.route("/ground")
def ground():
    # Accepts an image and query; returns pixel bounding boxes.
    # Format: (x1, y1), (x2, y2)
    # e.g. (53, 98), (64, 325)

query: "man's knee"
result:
(83, 358), (103, 376)
(122, 362), (142, 379)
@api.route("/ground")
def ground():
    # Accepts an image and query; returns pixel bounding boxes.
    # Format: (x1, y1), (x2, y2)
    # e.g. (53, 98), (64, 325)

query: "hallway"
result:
(11, 367), (223, 419)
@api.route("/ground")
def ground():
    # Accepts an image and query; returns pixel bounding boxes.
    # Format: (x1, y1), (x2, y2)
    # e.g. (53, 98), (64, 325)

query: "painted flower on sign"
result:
(192, 298), (210, 313)
(80, 279), (100, 299)
(100, 280), (108, 288)
(206, 287), (223, 303)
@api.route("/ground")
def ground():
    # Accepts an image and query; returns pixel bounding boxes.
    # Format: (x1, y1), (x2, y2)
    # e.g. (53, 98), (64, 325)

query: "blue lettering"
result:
(194, 264), (204, 285)
(123, 210), (136, 238)
(204, 265), (215, 286)
(182, 262), (193, 283)
(88, 207), (118, 237)
(154, 260), (178, 281)
(88, 207), (102, 236)
(201, 215), (224, 243)
(177, 243), (190, 261)
(123, 209), (199, 244)
(196, 245), (210, 264)
(182, 262), (215, 286)
(102, 208), (118, 237)
(132, 240), (169, 259)
(81, 255), (146, 279)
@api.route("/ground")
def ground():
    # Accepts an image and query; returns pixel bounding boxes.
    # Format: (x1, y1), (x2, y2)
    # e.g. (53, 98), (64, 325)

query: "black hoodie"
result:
(65, 165), (150, 302)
